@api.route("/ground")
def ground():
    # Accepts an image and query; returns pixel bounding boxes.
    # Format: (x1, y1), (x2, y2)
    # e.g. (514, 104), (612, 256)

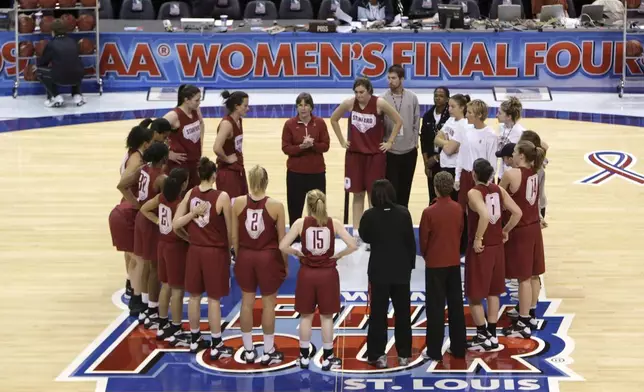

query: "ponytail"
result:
(126, 120), (154, 150)
(139, 118), (153, 129)
(197, 157), (216, 181)
(534, 147), (546, 171)
(450, 94), (470, 117)
(516, 140), (545, 171)
(306, 189), (328, 226)
(163, 168), (188, 201)
(177, 84), (200, 108)
(248, 165), (268, 194)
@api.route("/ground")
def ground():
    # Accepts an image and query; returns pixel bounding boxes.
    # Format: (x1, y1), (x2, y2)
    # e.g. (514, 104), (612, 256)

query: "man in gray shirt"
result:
(382, 64), (420, 208)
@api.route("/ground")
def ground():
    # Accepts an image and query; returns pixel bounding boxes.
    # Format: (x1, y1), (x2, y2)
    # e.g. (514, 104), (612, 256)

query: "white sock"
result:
(323, 342), (333, 350)
(149, 301), (159, 308)
(300, 340), (310, 349)
(242, 332), (253, 351)
(264, 334), (274, 354)
(142, 293), (149, 304)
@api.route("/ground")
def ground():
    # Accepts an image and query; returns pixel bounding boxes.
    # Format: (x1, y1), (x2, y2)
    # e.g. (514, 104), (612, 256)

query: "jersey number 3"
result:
(245, 209), (265, 239)
(305, 227), (331, 256)
(485, 193), (501, 224)
(137, 171), (150, 202)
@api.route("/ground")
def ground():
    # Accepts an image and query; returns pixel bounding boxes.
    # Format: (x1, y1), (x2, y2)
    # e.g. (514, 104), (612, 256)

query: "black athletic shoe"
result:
(157, 323), (183, 341)
(190, 336), (210, 353)
(128, 296), (146, 318)
(143, 309), (160, 330)
(260, 348), (284, 366)
(502, 320), (532, 339)
(297, 354), (310, 369)
(211, 341), (234, 360)
(321, 356), (342, 371)
(241, 348), (259, 364)
(125, 280), (133, 299)
(467, 333), (493, 352)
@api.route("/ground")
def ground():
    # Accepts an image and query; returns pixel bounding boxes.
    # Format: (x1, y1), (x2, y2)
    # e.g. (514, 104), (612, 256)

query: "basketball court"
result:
(0, 89), (642, 392)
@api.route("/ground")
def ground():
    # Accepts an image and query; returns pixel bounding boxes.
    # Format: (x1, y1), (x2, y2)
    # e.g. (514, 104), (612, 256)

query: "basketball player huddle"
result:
(107, 77), (550, 369)
(108, 85), (358, 370)
(330, 77), (549, 355)
(423, 90), (549, 354)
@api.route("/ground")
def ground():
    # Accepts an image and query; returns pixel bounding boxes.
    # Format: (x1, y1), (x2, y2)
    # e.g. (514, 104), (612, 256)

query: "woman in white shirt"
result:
(433, 93), (470, 201)
(455, 99), (498, 209)
(496, 97), (526, 179)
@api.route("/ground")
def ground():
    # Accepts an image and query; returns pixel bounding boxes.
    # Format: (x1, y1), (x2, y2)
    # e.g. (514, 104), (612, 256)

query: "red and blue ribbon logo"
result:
(580, 151), (644, 185)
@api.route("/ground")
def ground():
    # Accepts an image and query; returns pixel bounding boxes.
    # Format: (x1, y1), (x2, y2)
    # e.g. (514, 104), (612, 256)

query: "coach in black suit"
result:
(359, 179), (416, 369)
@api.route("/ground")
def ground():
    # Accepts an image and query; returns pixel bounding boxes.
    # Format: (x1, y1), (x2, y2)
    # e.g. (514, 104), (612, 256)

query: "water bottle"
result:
(34, 11), (42, 32)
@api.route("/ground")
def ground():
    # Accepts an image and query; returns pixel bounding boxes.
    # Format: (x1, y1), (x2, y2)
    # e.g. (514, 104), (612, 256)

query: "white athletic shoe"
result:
(73, 94), (86, 106)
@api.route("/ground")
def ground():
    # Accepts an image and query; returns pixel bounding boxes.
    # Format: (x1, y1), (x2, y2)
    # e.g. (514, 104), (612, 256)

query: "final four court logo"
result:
(58, 273), (582, 392)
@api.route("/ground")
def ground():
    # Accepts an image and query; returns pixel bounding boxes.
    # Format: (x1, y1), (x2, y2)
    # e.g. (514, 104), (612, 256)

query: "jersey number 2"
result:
(159, 204), (173, 235)
(245, 209), (265, 239)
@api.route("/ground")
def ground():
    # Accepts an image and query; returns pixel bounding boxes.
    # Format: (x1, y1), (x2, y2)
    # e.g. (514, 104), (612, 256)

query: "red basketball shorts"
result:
(108, 201), (138, 253)
(295, 266), (341, 315)
(458, 170), (475, 210)
(504, 222), (545, 281)
(166, 160), (200, 189)
(344, 151), (386, 194)
(464, 243), (505, 301)
(184, 245), (231, 300)
(234, 248), (286, 295)
(216, 167), (249, 199)
(158, 240), (189, 287)
(133, 212), (159, 262)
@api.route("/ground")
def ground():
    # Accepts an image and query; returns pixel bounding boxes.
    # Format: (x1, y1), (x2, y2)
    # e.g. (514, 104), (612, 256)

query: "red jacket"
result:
(281, 115), (329, 174)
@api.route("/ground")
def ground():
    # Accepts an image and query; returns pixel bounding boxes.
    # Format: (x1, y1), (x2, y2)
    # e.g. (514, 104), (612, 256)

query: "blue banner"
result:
(1, 31), (640, 94)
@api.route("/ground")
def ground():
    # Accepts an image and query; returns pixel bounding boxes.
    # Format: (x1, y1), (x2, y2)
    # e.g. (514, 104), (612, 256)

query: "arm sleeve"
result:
(383, 0), (395, 23)
(358, 210), (373, 244)
(404, 209), (417, 268)
(419, 210), (429, 256)
(312, 120), (330, 153)
(487, 134), (499, 175)
(455, 139), (465, 182)
(281, 121), (303, 156)
(538, 169), (546, 209)
(38, 42), (54, 67)
(419, 113), (429, 155)
(413, 95), (420, 138)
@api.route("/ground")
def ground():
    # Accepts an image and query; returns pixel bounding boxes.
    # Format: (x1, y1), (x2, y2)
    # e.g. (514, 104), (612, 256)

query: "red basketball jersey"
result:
(347, 95), (385, 154)
(168, 108), (202, 164)
(187, 187), (229, 248)
(467, 183), (504, 246)
(120, 149), (141, 202)
(510, 167), (540, 227)
(137, 165), (164, 205)
(158, 193), (182, 242)
(216, 115), (244, 171)
(300, 216), (336, 268)
(238, 196), (278, 250)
